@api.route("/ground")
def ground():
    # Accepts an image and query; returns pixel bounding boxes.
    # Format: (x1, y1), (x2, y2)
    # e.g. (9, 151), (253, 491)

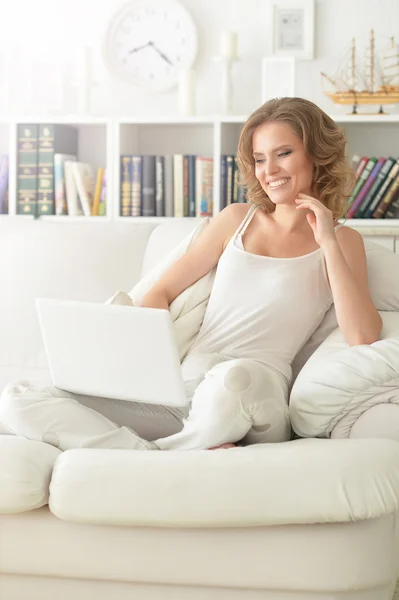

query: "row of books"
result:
(16, 123), (106, 217)
(0, 155), (9, 214)
(220, 155), (247, 208)
(120, 154), (213, 217)
(347, 155), (399, 219)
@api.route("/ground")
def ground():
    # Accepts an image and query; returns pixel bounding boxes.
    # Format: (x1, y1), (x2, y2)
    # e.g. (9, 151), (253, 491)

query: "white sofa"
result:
(1, 215), (399, 600)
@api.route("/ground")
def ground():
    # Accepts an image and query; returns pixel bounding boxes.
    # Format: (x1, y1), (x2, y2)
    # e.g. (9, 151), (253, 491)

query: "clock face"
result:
(103, 0), (198, 92)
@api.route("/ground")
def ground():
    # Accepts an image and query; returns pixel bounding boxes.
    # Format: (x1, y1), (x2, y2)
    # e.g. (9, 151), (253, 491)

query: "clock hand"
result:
(149, 41), (174, 66)
(129, 42), (152, 54)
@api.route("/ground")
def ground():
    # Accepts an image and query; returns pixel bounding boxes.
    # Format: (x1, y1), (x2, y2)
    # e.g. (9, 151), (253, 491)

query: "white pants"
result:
(0, 353), (291, 451)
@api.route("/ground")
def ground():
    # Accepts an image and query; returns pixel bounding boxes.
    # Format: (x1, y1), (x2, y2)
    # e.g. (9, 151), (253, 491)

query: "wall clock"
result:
(102, 0), (198, 92)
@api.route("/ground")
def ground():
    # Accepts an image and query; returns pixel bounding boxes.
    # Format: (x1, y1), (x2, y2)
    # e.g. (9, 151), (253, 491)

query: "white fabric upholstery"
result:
(0, 218), (157, 393)
(290, 311), (399, 438)
(1, 217), (399, 600)
(0, 436), (61, 513)
(49, 438), (399, 527)
(109, 218), (215, 361)
(1, 506), (398, 600)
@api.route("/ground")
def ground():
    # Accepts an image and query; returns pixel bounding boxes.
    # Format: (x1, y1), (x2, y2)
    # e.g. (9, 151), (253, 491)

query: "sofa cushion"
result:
(107, 217), (214, 360)
(49, 437), (399, 527)
(0, 436), (61, 513)
(290, 311), (399, 439)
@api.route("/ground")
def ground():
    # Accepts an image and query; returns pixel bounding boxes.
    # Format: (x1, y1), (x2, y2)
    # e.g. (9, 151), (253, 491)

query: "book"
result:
(354, 156), (369, 180)
(131, 156), (142, 217)
(98, 168), (107, 216)
(141, 155), (156, 217)
(54, 153), (77, 215)
(183, 155), (189, 217)
(120, 156), (132, 217)
(37, 124), (78, 216)
(346, 157), (377, 212)
(64, 160), (83, 216)
(188, 155), (196, 217)
(155, 156), (165, 217)
(220, 155), (227, 210)
(164, 155), (174, 217)
(72, 162), (94, 217)
(173, 154), (184, 217)
(0, 155), (9, 214)
(91, 167), (104, 216)
(355, 157), (396, 218)
(372, 171), (399, 218)
(225, 155), (234, 206)
(17, 124), (39, 216)
(385, 195), (399, 219)
(364, 161), (399, 218)
(195, 157), (213, 217)
(346, 157), (386, 218)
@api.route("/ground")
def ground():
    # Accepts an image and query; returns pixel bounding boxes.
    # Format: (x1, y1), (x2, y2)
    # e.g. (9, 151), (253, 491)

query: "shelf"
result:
(1, 117), (398, 228)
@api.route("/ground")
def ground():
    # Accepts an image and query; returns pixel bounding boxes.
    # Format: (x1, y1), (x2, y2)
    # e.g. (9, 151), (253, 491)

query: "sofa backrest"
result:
(141, 218), (202, 277)
(0, 218), (157, 392)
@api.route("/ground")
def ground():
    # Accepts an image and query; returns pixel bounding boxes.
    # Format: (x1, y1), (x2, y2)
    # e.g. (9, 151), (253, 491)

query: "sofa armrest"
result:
(289, 311), (399, 439)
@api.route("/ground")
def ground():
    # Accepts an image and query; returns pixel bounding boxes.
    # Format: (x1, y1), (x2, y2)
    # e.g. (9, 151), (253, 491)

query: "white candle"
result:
(178, 69), (196, 116)
(221, 31), (238, 60)
(79, 46), (93, 114)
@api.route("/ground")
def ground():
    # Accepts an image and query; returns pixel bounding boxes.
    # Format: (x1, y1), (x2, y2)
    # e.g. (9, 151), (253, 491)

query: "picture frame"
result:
(261, 56), (296, 103)
(272, 0), (315, 60)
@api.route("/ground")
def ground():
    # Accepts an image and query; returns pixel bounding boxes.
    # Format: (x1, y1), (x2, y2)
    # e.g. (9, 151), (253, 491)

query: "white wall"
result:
(1, 0), (399, 117)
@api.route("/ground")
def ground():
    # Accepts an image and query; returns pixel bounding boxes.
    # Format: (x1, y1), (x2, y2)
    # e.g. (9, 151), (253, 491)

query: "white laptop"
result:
(35, 298), (188, 407)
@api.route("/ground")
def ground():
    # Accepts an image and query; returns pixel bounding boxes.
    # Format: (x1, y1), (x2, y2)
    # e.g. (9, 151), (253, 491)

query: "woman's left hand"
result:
(295, 193), (336, 247)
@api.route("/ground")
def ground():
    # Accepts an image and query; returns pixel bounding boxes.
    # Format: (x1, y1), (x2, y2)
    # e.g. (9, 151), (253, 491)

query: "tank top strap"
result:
(233, 204), (258, 240)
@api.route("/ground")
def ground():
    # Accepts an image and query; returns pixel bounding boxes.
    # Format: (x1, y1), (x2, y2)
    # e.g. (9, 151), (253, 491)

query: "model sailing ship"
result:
(321, 30), (399, 114)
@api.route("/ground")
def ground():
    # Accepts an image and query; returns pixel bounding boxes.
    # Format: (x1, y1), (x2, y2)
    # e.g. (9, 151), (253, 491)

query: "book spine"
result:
(195, 157), (213, 217)
(131, 156), (142, 217)
(372, 172), (399, 218)
(364, 162), (399, 218)
(98, 168), (107, 216)
(354, 156), (369, 180)
(346, 157), (377, 211)
(92, 167), (104, 216)
(141, 155), (156, 217)
(188, 155), (196, 217)
(173, 154), (184, 217)
(385, 195), (399, 219)
(183, 155), (190, 217)
(226, 155), (234, 205)
(17, 124), (39, 216)
(120, 156), (132, 217)
(0, 155), (9, 214)
(164, 155), (174, 217)
(232, 157), (239, 204)
(346, 157), (385, 218)
(355, 157), (396, 218)
(155, 156), (165, 217)
(37, 124), (56, 216)
(220, 155), (227, 210)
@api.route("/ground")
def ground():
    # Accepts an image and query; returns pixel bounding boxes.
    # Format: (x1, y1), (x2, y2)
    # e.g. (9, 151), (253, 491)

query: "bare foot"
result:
(209, 443), (237, 450)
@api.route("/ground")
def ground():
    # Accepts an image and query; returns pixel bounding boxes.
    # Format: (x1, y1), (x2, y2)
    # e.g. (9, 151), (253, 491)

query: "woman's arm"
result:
(295, 193), (382, 346)
(323, 228), (382, 346)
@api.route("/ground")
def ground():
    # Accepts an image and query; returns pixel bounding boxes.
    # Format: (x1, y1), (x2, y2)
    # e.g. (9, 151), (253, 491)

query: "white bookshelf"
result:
(2, 115), (399, 242)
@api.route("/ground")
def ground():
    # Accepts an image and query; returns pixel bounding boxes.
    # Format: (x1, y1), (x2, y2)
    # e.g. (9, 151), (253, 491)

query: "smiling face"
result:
(252, 121), (314, 206)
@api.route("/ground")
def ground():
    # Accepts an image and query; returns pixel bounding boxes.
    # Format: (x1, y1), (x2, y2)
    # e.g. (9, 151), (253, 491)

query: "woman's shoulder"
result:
(218, 203), (255, 250)
(334, 223), (366, 253)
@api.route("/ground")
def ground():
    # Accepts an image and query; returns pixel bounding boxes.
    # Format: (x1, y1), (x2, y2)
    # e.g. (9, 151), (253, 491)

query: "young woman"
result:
(1, 97), (382, 452)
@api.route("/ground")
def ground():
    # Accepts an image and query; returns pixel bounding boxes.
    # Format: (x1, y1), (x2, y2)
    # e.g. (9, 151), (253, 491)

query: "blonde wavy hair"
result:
(236, 97), (355, 220)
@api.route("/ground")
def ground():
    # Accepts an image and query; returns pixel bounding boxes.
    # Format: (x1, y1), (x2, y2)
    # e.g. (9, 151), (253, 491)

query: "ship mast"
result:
(350, 38), (356, 89)
(370, 29), (375, 92)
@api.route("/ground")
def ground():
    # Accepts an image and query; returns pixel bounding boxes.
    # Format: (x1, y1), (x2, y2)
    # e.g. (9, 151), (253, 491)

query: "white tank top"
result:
(189, 204), (343, 383)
